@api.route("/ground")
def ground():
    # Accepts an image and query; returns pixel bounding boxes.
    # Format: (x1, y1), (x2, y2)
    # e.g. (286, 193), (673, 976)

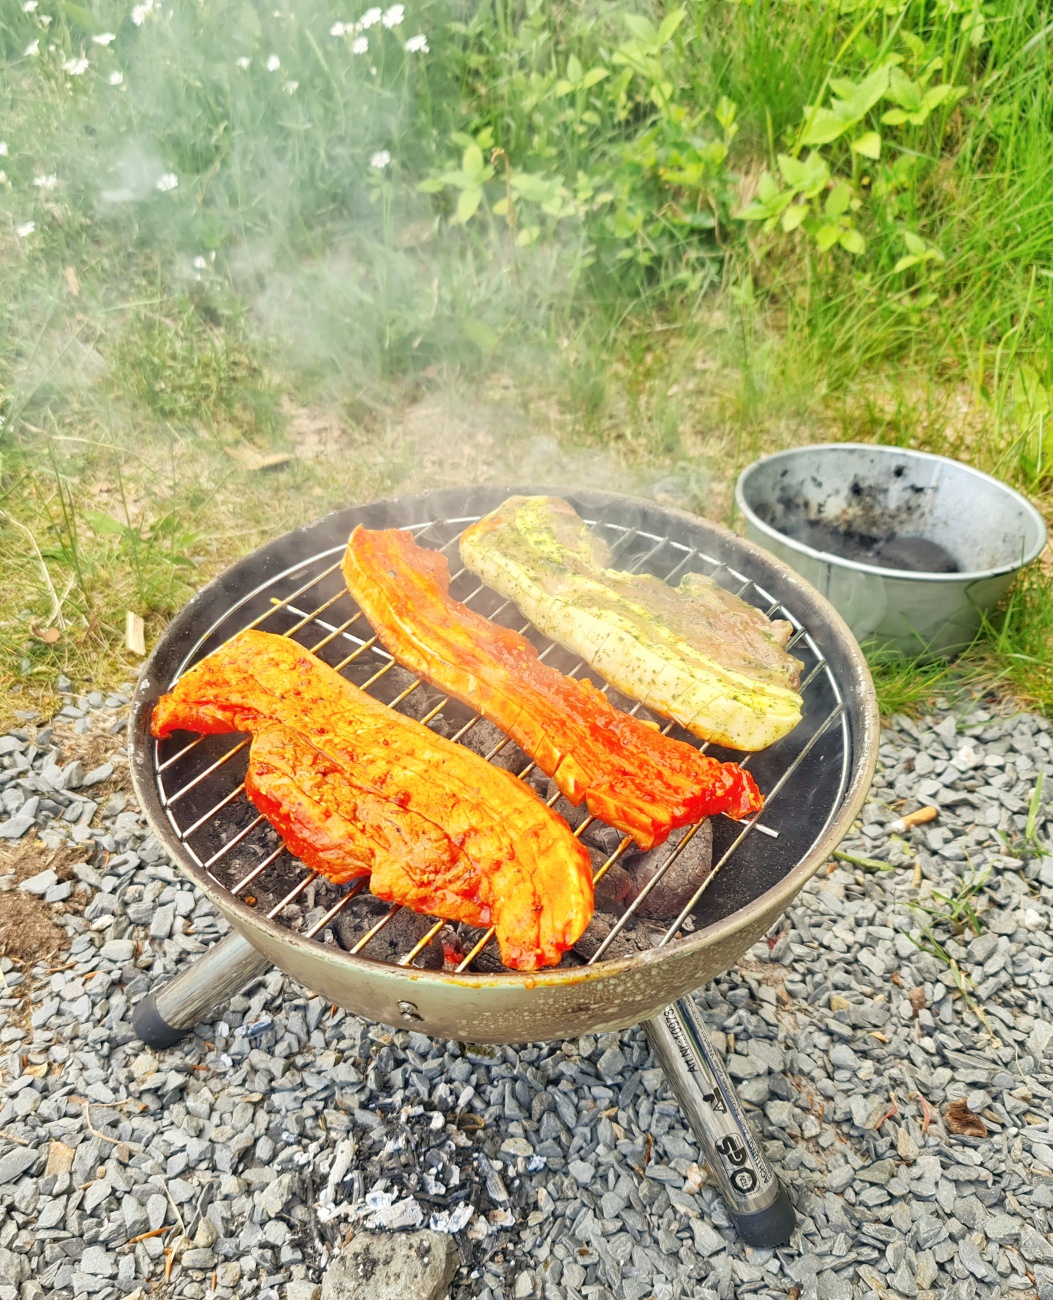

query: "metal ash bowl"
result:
(736, 444), (1047, 658)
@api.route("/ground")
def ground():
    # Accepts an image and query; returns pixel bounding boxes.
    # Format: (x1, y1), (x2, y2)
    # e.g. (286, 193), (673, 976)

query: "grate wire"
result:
(152, 513), (848, 976)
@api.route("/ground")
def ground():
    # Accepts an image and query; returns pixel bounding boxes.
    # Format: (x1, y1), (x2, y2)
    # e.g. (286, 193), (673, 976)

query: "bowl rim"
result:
(735, 442), (1048, 583)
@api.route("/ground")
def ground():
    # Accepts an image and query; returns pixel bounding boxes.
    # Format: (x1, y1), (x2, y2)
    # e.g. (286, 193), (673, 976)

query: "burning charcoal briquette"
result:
(458, 719), (528, 774)
(385, 669), (444, 721)
(590, 850), (633, 914)
(622, 819), (713, 919)
(583, 821), (626, 855)
(571, 913), (663, 962)
(334, 895), (442, 969)
(545, 781), (588, 832)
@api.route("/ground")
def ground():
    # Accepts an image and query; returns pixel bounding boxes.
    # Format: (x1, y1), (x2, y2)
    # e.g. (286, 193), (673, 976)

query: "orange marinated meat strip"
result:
(151, 630), (593, 970)
(342, 527), (763, 851)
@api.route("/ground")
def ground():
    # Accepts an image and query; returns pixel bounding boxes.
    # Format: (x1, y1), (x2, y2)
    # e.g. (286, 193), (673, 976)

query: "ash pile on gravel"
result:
(2, 689), (1053, 1299)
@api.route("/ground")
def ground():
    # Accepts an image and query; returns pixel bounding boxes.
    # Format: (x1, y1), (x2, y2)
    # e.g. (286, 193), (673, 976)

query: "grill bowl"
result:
(130, 486), (878, 1043)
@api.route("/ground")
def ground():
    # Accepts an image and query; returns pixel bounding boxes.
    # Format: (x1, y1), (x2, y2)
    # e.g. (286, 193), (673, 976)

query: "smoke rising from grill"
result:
(2, 0), (713, 559)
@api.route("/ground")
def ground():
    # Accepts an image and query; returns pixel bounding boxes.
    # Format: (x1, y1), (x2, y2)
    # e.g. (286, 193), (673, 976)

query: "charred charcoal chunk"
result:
(583, 822), (625, 855)
(458, 719), (528, 774)
(590, 863), (631, 915)
(334, 895), (443, 970)
(545, 781), (588, 831)
(466, 939), (506, 974)
(590, 850), (633, 914)
(623, 819), (713, 920)
(571, 913), (661, 962)
(524, 768), (550, 796)
(557, 949), (586, 968)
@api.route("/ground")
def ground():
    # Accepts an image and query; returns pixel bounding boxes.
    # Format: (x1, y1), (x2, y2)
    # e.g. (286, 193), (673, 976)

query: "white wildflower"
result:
(404, 33), (428, 52)
(24, 39), (39, 56)
(329, 20), (345, 35)
(0, 143), (7, 157)
(32, 174), (57, 189)
(265, 53), (280, 70)
(63, 56), (89, 75)
(284, 79), (298, 93)
(351, 35), (368, 53)
(22, 1), (37, 10)
(235, 56), (250, 69)
(39, 14), (51, 25)
(108, 70), (124, 84)
(369, 149), (391, 169)
(0, 172), (7, 185)
(16, 221), (35, 238)
(92, 32), (117, 45)
(382, 4), (404, 27)
(192, 255), (207, 269)
(155, 172), (178, 191)
(131, 1), (151, 24)
(359, 7), (382, 27)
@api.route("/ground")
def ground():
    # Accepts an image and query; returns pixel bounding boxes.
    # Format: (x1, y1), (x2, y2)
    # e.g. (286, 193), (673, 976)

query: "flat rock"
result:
(0, 1146), (39, 1186)
(321, 1231), (457, 1300)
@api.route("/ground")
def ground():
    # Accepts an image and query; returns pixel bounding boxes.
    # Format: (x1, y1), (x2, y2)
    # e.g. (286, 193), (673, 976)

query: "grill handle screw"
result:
(643, 994), (796, 1247)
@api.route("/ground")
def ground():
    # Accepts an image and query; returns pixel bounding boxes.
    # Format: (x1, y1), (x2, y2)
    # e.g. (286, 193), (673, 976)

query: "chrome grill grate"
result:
(151, 511), (849, 974)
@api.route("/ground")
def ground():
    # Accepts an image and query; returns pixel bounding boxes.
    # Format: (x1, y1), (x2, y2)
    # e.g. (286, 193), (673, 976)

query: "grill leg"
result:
(643, 994), (796, 1247)
(132, 932), (272, 1049)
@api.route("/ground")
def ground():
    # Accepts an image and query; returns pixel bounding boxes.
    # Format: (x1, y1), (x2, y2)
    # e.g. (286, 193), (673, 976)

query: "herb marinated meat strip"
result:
(342, 527), (762, 850)
(151, 630), (593, 971)
(459, 496), (804, 751)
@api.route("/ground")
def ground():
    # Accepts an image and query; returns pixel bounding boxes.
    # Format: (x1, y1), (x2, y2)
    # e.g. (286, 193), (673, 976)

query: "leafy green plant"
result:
(737, 14), (970, 266)
(907, 863), (993, 1024)
(910, 864), (991, 939)
(420, 9), (738, 286)
(739, 153), (865, 255)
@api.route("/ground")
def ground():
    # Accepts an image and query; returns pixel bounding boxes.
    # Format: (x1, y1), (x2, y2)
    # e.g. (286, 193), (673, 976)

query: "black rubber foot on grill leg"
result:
(132, 993), (190, 1050)
(731, 1184), (796, 1247)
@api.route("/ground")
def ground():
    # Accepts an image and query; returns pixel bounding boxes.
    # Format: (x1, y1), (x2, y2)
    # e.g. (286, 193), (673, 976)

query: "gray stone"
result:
(259, 1172), (299, 1217)
(321, 1231), (457, 1300)
(180, 1248), (215, 1269)
(81, 762), (114, 787)
(596, 1045), (626, 1079)
(985, 1212), (1020, 1243)
(0, 812), (36, 840)
(17, 869), (58, 896)
(764, 1100), (794, 1128)
(1021, 1225), (1053, 1264)
(958, 1236), (991, 1281)
(891, 1261), (918, 1296)
(149, 904), (176, 940)
(99, 939), (135, 962)
(80, 1246), (117, 1278)
(0, 1248), (28, 1286)
(690, 1220), (725, 1255)
(0, 1146), (38, 1186)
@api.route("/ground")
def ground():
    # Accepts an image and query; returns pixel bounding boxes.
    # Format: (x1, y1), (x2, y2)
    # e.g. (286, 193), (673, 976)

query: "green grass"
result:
(2, 0), (1053, 716)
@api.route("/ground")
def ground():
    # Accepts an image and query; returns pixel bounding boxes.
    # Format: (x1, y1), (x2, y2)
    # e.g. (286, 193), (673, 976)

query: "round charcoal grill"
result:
(129, 485), (878, 1245)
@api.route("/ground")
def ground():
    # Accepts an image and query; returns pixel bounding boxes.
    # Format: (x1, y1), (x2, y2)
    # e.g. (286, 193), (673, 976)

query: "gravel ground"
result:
(2, 685), (1053, 1300)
